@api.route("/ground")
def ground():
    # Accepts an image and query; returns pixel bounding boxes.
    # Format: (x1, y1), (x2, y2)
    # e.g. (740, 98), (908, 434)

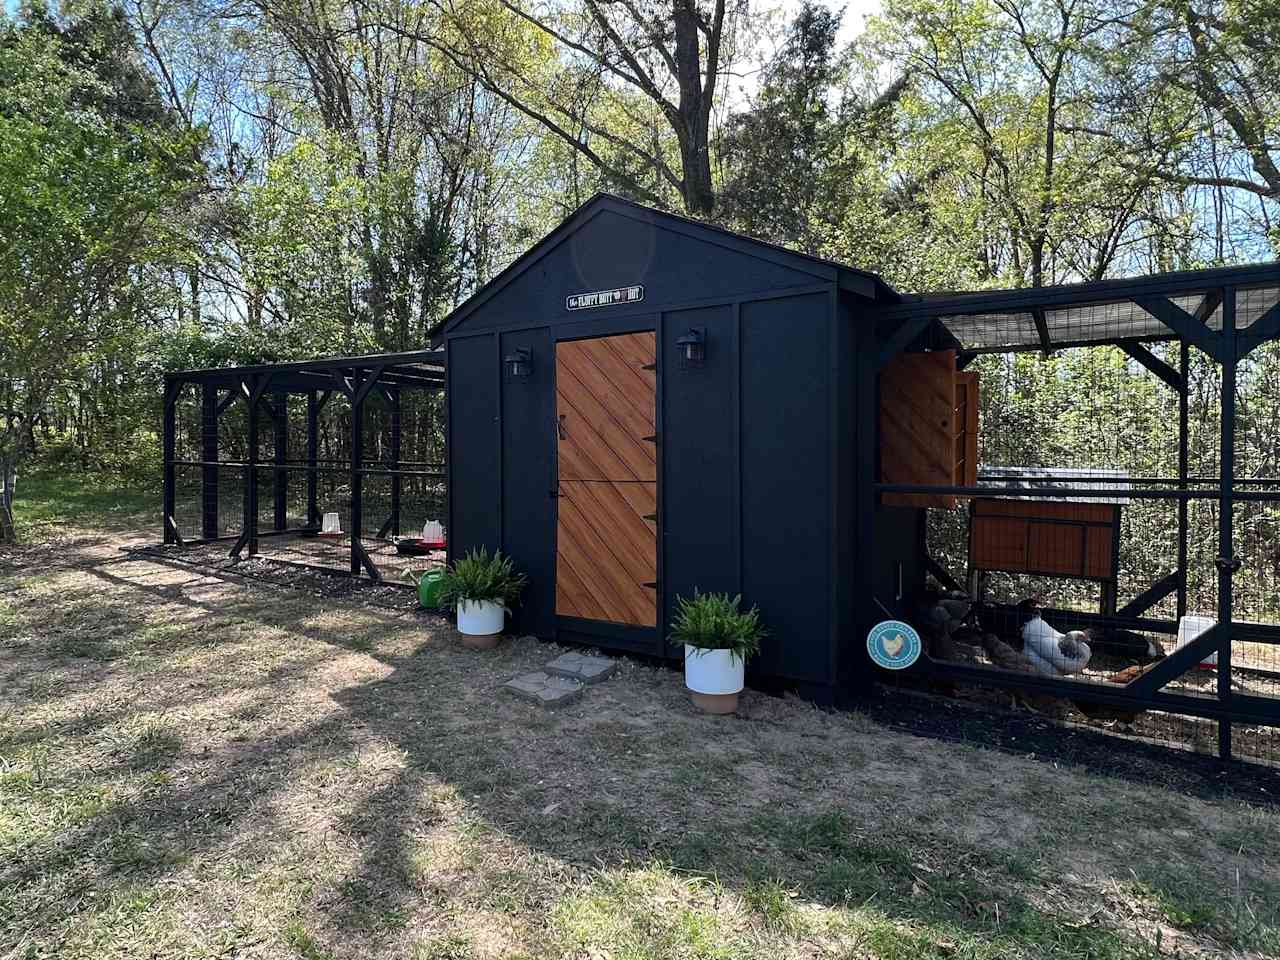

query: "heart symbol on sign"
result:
(883, 634), (905, 658)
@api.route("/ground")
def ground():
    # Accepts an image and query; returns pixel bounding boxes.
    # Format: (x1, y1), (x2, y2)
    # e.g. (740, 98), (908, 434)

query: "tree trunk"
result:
(672, 0), (715, 216)
(0, 457), (16, 543)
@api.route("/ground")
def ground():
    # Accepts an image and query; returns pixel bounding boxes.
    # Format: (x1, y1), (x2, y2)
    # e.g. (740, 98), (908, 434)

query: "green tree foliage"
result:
(0, 5), (203, 538)
(719, 2), (865, 250)
(5, 0), (1280, 563)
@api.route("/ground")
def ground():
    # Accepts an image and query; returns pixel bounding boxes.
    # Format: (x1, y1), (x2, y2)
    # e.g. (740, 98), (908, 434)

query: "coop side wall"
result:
(844, 301), (929, 698)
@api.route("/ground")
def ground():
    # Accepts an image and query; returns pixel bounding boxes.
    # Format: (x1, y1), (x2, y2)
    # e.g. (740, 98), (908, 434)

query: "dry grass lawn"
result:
(2, 476), (1279, 959)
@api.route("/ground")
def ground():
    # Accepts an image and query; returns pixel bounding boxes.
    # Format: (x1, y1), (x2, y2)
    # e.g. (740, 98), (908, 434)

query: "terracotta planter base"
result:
(690, 690), (739, 714)
(460, 632), (501, 651)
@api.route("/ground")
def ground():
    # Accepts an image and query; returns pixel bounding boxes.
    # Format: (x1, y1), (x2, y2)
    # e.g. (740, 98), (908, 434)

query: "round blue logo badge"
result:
(867, 620), (922, 670)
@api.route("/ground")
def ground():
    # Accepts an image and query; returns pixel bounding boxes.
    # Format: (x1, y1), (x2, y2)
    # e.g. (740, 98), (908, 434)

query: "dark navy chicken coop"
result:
(439, 194), (899, 701)
(167, 193), (1280, 764)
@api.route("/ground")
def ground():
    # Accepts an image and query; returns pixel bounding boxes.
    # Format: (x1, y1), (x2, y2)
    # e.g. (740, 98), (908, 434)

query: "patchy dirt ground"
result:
(2, 524), (1279, 959)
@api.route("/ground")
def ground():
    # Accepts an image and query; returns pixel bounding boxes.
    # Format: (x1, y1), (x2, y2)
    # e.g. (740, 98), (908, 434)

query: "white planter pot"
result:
(684, 645), (744, 714)
(457, 599), (505, 637)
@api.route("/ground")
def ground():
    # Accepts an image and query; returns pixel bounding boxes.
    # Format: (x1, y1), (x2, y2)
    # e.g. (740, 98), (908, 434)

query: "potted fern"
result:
(670, 591), (767, 714)
(436, 548), (527, 649)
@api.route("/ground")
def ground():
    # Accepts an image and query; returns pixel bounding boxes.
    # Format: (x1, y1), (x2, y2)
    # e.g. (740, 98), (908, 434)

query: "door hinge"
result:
(642, 512), (657, 522)
(1215, 556), (1243, 575)
(641, 362), (656, 371)
(642, 434), (658, 444)
(641, 581), (658, 590)
(557, 414), (567, 440)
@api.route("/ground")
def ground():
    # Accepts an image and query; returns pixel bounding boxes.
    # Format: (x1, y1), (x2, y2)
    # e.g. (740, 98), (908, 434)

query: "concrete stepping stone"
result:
(503, 671), (583, 707)
(544, 651), (618, 684)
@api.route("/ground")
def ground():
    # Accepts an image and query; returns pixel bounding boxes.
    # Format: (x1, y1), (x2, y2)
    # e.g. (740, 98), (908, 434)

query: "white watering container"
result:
(1175, 615), (1218, 668)
(421, 520), (445, 541)
(321, 512), (342, 535)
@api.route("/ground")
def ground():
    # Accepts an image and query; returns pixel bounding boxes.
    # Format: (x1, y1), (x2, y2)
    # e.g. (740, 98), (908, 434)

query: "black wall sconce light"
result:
(676, 328), (706, 368)
(503, 346), (533, 379)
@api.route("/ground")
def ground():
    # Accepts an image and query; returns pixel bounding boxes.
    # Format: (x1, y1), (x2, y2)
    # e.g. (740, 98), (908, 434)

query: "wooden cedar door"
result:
(555, 332), (658, 626)
(880, 349), (970, 509)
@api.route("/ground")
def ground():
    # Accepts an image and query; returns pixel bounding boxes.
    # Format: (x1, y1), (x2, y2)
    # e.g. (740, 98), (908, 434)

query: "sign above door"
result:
(566, 285), (644, 311)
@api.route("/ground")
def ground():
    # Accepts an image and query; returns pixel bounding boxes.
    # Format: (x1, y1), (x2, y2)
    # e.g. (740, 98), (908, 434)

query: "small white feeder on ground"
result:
(1174, 615), (1218, 668)
(319, 512), (343, 537)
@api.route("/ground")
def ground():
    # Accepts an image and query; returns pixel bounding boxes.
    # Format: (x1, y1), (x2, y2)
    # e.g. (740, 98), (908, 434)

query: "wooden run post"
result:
(162, 376), (179, 544)
(232, 374), (272, 559)
(1177, 340), (1190, 621)
(390, 387), (402, 538)
(273, 391), (288, 532)
(1217, 288), (1236, 762)
(306, 391), (319, 527)
(350, 373), (363, 576)
(245, 378), (260, 557)
(348, 368), (384, 580)
(201, 385), (219, 539)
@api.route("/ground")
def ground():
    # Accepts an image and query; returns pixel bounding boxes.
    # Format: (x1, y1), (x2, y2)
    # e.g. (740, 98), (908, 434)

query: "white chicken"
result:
(1021, 616), (1091, 677)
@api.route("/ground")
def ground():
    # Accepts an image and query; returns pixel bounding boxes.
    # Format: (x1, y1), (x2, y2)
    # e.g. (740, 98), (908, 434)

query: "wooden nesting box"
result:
(968, 498), (1120, 581)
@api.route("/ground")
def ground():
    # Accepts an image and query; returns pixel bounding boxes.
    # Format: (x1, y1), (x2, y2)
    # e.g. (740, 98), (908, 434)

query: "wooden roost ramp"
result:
(554, 332), (658, 626)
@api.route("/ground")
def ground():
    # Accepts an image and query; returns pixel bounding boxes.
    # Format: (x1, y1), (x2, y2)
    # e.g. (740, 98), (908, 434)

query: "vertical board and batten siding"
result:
(739, 292), (833, 684)
(660, 304), (738, 630)
(499, 328), (555, 636)
(447, 334), (500, 555)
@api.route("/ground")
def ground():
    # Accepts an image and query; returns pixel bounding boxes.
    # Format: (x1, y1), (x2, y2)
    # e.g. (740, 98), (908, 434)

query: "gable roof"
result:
(435, 193), (899, 340)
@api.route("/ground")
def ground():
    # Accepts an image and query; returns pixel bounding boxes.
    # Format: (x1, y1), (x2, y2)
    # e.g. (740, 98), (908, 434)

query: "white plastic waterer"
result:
(321, 512), (342, 535)
(1175, 615), (1218, 668)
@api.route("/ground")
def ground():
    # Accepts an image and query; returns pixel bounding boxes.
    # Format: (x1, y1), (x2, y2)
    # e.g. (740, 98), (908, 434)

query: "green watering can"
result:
(417, 568), (446, 609)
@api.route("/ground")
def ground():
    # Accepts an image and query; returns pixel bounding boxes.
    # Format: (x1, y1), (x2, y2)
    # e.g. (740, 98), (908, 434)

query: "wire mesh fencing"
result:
(903, 333), (1280, 768)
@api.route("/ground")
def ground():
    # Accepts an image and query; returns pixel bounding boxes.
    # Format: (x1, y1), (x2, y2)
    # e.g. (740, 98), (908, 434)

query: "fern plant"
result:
(669, 590), (767, 663)
(435, 548), (527, 611)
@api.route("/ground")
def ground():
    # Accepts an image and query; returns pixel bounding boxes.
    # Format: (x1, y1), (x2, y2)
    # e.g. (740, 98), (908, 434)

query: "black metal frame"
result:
(873, 264), (1280, 760)
(162, 350), (445, 582)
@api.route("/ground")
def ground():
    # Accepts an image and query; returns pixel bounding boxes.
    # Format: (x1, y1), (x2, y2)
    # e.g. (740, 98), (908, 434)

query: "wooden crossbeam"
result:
(1125, 623), (1223, 697)
(876, 314), (937, 370)
(1031, 307), (1052, 357)
(164, 514), (185, 546)
(376, 514), (395, 539)
(214, 389), (239, 417)
(1116, 571), (1180, 619)
(1238, 300), (1280, 358)
(352, 538), (381, 581)
(228, 528), (252, 559)
(1118, 343), (1185, 393)
(1134, 294), (1224, 362)
(924, 553), (962, 594)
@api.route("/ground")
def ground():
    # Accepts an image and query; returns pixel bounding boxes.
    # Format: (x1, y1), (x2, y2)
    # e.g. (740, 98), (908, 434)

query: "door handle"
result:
(557, 414), (567, 440)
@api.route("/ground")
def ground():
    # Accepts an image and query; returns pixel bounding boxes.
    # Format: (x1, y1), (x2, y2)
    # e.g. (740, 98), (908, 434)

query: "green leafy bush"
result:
(435, 548), (527, 611)
(669, 590), (766, 662)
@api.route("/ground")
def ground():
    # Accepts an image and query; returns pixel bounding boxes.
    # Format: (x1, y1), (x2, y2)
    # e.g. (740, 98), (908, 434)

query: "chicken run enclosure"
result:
(161, 196), (1280, 769)
(162, 352), (446, 581)
(880, 272), (1280, 768)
